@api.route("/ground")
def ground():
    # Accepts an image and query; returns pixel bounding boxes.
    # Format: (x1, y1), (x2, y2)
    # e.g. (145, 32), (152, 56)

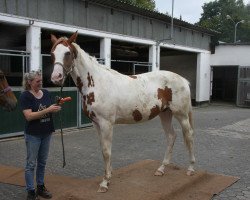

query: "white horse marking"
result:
(50, 32), (195, 192)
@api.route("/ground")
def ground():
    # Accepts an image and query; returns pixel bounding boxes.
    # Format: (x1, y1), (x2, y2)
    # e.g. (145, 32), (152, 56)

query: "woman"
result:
(19, 70), (61, 200)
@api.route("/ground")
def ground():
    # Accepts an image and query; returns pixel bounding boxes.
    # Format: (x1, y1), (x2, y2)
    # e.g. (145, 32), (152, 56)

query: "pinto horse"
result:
(50, 32), (195, 193)
(0, 70), (17, 111)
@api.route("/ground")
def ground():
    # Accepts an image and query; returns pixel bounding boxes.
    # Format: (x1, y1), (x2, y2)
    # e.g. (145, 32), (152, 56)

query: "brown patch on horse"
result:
(87, 72), (95, 87)
(87, 92), (95, 105)
(149, 105), (160, 120)
(129, 75), (137, 79)
(77, 77), (83, 93)
(82, 97), (89, 117)
(91, 76), (95, 87)
(157, 87), (172, 110)
(82, 95), (96, 121)
(90, 111), (96, 120)
(132, 109), (142, 121)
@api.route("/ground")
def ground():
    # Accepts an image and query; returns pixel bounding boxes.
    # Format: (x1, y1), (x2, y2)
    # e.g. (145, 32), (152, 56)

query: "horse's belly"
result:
(114, 106), (162, 124)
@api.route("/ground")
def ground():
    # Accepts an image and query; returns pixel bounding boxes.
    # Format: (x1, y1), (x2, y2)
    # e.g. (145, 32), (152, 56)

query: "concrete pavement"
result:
(0, 103), (249, 200)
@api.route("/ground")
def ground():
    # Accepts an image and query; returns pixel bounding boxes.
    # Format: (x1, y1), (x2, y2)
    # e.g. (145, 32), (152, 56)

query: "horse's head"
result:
(0, 70), (17, 111)
(50, 31), (78, 86)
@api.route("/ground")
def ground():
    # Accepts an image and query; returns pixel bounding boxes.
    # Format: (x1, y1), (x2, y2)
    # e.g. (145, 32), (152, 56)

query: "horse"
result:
(50, 32), (195, 193)
(0, 70), (17, 111)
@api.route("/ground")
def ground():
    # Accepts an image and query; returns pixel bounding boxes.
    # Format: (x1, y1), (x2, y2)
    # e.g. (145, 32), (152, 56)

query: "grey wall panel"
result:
(174, 28), (187, 46)
(192, 32), (202, 48)
(88, 4), (108, 32)
(0, 0), (6, 13)
(138, 17), (148, 38)
(38, 0), (64, 23)
(152, 21), (164, 40)
(200, 35), (210, 49)
(73, 0), (87, 28)
(6, 0), (17, 15)
(123, 14), (132, 36)
(162, 24), (170, 41)
(145, 20), (153, 39)
(185, 31), (194, 47)
(52, 0), (64, 23)
(17, 0), (28, 17)
(131, 15), (139, 37)
(112, 11), (124, 34)
(107, 8), (113, 33)
(38, 0), (50, 21)
(27, 0), (38, 18)
(64, 0), (74, 24)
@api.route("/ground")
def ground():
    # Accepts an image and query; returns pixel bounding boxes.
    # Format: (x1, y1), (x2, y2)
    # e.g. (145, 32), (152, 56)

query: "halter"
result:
(54, 60), (75, 76)
(0, 73), (12, 96)
(0, 86), (11, 96)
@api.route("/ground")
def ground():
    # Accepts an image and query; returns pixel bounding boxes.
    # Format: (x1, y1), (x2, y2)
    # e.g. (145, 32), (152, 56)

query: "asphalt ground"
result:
(0, 103), (249, 200)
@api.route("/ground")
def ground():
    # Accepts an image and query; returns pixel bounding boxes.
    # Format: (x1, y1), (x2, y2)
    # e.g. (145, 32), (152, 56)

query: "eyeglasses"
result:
(28, 70), (42, 76)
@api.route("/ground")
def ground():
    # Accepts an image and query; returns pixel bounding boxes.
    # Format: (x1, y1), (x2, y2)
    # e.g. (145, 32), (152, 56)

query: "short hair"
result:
(22, 70), (42, 90)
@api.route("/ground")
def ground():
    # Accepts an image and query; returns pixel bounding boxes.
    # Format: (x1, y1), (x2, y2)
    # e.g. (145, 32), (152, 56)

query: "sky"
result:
(155, 0), (250, 24)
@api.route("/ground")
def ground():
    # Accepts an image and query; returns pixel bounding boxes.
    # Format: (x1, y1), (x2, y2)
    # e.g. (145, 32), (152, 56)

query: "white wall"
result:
(196, 52), (211, 102)
(211, 45), (250, 66)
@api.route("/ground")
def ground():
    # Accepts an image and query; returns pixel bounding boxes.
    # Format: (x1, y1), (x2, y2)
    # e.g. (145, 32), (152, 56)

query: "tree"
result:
(122, 0), (156, 10)
(198, 0), (250, 43)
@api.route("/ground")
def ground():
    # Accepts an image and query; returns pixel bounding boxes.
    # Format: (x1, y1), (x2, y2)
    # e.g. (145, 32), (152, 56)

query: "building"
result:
(211, 43), (250, 107)
(0, 0), (216, 138)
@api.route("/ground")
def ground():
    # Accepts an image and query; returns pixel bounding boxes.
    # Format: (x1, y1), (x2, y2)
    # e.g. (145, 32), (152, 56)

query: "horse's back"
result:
(109, 70), (191, 124)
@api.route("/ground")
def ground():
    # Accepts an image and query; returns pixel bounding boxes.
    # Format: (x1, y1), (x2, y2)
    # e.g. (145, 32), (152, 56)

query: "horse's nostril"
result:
(58, 73), (62, 78)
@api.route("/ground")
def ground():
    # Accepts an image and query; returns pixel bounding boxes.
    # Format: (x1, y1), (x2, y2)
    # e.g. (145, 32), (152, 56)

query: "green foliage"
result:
(198, 0), (250, 43)
(122, 0), (155, 10)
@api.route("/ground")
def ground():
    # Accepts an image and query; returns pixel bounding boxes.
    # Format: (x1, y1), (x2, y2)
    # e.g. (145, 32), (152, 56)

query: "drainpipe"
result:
(156, 0), (175, 68)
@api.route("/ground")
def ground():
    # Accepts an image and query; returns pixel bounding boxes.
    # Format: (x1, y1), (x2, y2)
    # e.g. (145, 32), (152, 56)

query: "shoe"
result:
(27, 190), (39, 200)
(37, 184), (52, 199)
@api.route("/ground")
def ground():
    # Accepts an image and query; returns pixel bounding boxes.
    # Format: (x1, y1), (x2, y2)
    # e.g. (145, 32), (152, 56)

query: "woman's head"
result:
(22, 70), (42, 91)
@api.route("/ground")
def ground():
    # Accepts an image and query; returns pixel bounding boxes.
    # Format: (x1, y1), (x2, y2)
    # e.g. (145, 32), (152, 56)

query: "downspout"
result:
(156, 0), (175, 69)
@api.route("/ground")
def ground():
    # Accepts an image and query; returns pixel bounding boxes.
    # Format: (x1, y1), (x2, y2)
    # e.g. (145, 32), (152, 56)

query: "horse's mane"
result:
(73, 43), (108, 69)
(72, 43), (121, 75)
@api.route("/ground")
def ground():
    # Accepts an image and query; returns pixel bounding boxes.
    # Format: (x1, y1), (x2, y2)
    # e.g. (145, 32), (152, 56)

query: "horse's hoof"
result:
(98, 186), (108, 193)
(154, 170), (164, 176)
(186, 170), (195, 176)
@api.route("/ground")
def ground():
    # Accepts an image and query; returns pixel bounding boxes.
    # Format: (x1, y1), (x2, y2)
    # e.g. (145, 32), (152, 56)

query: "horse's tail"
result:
(184, 82), (194, 149)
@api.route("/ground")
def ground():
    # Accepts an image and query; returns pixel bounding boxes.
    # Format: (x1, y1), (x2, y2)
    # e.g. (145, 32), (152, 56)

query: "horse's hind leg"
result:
(93, 120), (113, 193)
(176, 111), (195, 176)
(155, 109), (177, 176)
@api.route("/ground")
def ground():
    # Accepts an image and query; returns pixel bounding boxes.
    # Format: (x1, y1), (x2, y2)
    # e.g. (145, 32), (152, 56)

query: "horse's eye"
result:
(65, 52), (71, 56)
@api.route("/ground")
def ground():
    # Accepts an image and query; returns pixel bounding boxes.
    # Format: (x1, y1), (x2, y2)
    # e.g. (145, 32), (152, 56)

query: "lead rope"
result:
(59, 84), (66, 168)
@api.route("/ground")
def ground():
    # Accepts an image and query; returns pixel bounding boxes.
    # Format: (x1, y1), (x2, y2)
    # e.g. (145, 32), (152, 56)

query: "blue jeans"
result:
(24, 133), (51, 191)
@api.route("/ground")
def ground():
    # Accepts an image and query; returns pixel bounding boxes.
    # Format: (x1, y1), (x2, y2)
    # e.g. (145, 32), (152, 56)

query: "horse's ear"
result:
(51, 34), (58, 45)
(68, 31), (78, 44)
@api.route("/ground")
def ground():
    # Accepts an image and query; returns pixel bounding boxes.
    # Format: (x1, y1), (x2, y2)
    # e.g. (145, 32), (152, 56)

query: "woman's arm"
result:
(22, 104), (61, 121)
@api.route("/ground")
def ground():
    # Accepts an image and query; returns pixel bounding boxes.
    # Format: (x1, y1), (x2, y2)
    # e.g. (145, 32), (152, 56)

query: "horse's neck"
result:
(72, 47), (107, 93)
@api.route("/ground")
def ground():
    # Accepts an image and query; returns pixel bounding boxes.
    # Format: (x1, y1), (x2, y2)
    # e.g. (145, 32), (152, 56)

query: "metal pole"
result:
(171, 0), (174, 39)
(234, 23), (237, 43)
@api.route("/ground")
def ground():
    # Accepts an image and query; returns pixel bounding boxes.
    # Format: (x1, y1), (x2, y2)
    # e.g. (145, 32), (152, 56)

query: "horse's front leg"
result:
(93, 120), (114, 193)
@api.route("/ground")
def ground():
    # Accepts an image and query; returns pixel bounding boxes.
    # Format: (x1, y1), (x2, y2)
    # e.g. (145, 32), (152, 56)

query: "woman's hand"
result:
(48, 104), (61, 113)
